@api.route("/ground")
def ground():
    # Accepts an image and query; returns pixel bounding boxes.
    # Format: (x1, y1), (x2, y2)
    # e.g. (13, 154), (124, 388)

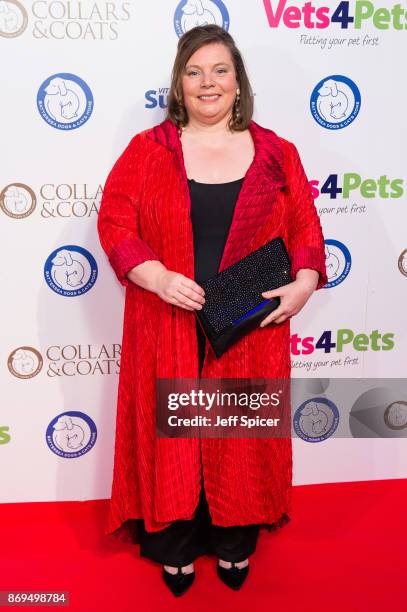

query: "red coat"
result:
(97, 118), (327, 540)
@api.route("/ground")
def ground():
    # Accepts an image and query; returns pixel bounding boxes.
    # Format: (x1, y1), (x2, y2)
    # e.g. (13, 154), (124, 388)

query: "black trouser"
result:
(138, 481), (260, 566)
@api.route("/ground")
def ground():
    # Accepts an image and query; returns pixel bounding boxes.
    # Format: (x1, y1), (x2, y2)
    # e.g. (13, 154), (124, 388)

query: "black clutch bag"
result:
(195, 237), (292, 359)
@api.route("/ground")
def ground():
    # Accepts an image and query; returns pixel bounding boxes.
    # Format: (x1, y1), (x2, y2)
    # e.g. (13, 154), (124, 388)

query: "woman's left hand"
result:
(259, 269), (320, 327)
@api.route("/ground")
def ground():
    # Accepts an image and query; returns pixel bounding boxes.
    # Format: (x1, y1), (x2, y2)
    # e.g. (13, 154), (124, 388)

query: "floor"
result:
(1, 478), (405, 611)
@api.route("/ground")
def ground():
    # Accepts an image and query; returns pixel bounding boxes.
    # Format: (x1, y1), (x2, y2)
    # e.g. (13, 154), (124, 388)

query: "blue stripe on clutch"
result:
(232, 299), (272, 325)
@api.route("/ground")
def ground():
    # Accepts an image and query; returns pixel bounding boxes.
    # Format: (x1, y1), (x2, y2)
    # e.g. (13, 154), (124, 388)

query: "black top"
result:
(188, 177), (244, 374)
(188, 177), (244, 284)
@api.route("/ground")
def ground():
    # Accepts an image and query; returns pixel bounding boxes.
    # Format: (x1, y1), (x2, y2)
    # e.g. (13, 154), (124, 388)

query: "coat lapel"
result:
(146, 118), (286, 273)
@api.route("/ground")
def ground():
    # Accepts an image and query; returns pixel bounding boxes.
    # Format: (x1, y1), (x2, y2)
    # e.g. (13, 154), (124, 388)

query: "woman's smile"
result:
(198, 94), (221, 102)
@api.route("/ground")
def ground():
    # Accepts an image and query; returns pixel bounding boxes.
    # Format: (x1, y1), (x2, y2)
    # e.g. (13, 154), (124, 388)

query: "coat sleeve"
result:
(97, 133), (160, 287)
(284, 140), (328, 290)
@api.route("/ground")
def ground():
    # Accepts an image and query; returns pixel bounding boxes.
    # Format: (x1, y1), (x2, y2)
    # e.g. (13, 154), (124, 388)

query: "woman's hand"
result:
(126, 261), (205, 311)
(153, 269), (205, 311)
(259, 269), (319, 327)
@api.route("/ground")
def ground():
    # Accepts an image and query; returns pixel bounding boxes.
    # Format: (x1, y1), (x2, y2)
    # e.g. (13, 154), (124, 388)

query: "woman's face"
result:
(181, 42), (238, 125)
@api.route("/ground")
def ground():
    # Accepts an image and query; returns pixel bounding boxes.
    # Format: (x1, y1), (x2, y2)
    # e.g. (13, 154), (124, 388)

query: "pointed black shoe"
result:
(162, 566), (195, 597)
(217, 561), (249, 590)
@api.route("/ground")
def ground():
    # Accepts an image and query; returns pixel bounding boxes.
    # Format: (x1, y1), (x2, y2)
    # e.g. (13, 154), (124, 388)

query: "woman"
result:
(98, 24), (327, 596)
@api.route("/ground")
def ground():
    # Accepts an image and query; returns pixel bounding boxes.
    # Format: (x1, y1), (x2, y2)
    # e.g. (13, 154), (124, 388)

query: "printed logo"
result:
(37, 73), (94, 130)
(45, 344), (121, 377)
(324, 239), (351, 288)
(1, 183), (102, 219)
(350, 386), (407, 437)
(145, 88), (169, 109)
(7, 344), (120, 378)
(263, 1), (407, 31)
(398, 249), (407, 277)
(174, 0), (229, 37)
(46, 411), (97, 458)
(1, 2), (130, 40)
(0, 426), (11, 444)
(311, 174), (405, 201)
(293, 397), (339, 442)
(310, 75), (361, 130)
(44, 245), (98, 297)
(384, 401), (407, 430)
(291, 328), (395, 357)
(0, 0), (28, 37)
(39, 183), (101, 218)
(7, 346), (44, 379)
(0, 183), (36, 218)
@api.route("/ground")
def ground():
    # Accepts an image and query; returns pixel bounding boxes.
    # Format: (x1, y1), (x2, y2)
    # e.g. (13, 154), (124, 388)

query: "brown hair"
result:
(166, 24), (254, 132)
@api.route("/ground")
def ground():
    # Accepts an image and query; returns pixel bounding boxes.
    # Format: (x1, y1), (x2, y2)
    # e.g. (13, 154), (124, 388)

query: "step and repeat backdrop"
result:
(1, 0), (406, 503)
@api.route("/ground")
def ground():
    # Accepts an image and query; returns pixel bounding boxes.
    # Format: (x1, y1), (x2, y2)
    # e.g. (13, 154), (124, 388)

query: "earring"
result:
(234, 88), (241, 122)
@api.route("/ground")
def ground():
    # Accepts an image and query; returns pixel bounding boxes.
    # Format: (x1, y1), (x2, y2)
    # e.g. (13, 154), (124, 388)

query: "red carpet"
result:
(1, 479), (405, 611)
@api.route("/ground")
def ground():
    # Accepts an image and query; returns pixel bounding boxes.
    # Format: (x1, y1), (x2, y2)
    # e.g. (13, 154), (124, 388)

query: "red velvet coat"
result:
(97, 118), (327, 540)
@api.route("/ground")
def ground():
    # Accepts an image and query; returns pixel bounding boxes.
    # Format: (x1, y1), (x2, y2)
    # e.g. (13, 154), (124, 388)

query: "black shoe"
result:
(217, 560), (249, 590)
(162, 566), (195, 597)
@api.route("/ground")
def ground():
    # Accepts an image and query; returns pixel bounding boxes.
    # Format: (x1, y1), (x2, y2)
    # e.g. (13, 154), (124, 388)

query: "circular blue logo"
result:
(37, 73), (94, 130)
(323, 239), (351, 288)
(310, 75), (361, 130)
(46, 411), (97, 458)
(44, 245), (98, 297)
(174, 0), (229, 38)
(293, 397), (339, 442)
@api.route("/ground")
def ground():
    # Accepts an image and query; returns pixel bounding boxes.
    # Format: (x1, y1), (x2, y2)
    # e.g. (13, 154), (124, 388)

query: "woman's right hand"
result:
(153, 269), (205, 311)
(126, 260), (205, 311)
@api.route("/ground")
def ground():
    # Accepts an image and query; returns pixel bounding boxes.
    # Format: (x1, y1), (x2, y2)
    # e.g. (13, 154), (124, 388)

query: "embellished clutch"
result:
(195, 237), (292, 359)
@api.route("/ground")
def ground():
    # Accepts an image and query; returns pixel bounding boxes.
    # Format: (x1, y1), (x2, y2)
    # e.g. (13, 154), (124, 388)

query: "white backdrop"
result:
(1, 0), (406, 504)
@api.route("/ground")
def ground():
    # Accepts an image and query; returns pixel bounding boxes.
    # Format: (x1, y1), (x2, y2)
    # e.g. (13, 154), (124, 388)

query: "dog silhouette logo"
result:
(384, 401), (407, 430)
(310, 75), (361, 130)
(323, 239), (352, 288)
(44, 245), (98, 297)
(7, 346), (43, 379)
(174, 0), (229, 37)
(37, 73), (94, 131)
(350, 387), (407, 437)
(46, 411), (97, 458)
(293, 398), (340, 442)
(0, 183), (36, 218)
(0, 0), (28, 38)
(398, 249), (407, 277)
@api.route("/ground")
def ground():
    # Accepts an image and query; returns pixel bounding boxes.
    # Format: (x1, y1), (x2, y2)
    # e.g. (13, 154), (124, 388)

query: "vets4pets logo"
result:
(311, 173), (404, 201)
(262, 1), (407, 30)
(290, 328), (395, 356)
(310, 173), (405, 217)
(0, 426), (11, 445)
